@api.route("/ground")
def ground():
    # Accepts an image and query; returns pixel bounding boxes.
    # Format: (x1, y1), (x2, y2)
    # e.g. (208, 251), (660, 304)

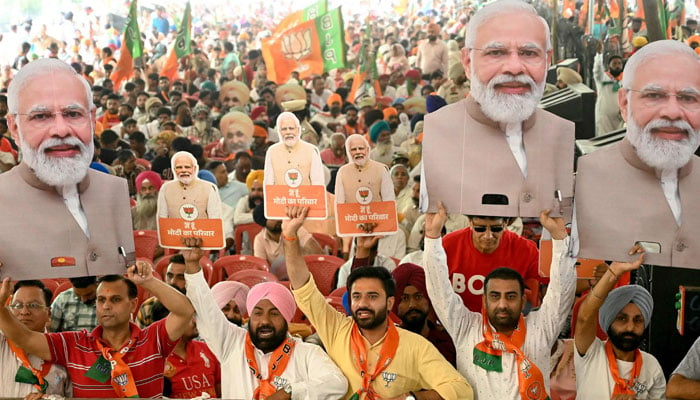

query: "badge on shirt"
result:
(15, 365), (49, 392)
(85, 355), (112, 383)
(473, 347), (503, 372)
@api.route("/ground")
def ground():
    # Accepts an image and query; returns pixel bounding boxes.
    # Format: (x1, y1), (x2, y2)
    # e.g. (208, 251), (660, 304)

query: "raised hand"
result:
(281, 206), (309, 238)
(127, 260), (155, 286)
(609, 244), (645, 277)
(180, 237), (204, 264)
(424, 201), (448, 239)
(0, 277), (12, 306)
(540, 209), (567, 240)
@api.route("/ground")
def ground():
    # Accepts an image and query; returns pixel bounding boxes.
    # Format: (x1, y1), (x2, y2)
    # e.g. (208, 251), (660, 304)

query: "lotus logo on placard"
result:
(284, 168), (303, 188)
(179, 203), (198, 221)
(355, 186), (373, 204)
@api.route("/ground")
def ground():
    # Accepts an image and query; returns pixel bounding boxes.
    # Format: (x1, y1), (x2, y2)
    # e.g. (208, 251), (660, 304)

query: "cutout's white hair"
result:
(171, 151), (199, 175)
(275, 111), (302, 136)
(465, 0), (551, 51)
(622, 40), (699, 89)
(8, 58), (94, 114)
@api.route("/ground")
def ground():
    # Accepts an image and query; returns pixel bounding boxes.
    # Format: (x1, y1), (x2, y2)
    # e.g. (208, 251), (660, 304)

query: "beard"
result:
(248, 194), (263, 209)
(374, 142), (393, 156)
(284, 135), (299, 148)
(352, 154), (368, 167)
(352, 306), (388, 330)
(626, 115), (700, 171)
(179, 115), (193, 127)
(248, 321), (288, 353)
(609, 68), (623, 77)
(487, 305), (520, 332)
(194, 119), (209, 132)
(399, 308), (428, 334)
(228, 315), (243, 326)
(225, 140), (250, 154)
(470, 70), (545, 124)
(607, 327), (644, 352)
(133, 194), (158, 229)
(177, 174), (194, 185)
(19, 128), (94, 187)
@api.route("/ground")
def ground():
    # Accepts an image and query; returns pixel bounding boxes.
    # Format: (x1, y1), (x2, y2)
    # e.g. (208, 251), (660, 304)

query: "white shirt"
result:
(0, 333), (72, 397)
(185, 270), (348, 399)
(424, 236), (577, 400)
(61, 184), (89, 238)
(574, 338), (666, 399)
(660, 169), (681, 226)
(504, 123), (527, 177)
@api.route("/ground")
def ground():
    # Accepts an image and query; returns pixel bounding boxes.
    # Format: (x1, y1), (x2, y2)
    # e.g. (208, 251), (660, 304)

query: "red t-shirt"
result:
(442, 227), (546, 312)
(46, 319), (178, 398)
(164, 340), (220, 399)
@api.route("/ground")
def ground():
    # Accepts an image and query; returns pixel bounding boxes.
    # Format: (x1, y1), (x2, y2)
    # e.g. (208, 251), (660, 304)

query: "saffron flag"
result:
(262, 7), (346, 83)
(274, 0), (328, 36)
(161, 2), (192, 82)
(111, 0), (142, 90)
(348, 18), (381, 103)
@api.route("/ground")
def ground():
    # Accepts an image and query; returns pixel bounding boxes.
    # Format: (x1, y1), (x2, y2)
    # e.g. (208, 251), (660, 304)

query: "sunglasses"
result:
(472, 225), (505, 233)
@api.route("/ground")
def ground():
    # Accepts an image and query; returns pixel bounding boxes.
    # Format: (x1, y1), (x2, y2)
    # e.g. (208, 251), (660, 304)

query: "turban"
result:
(246, 170), (264, 190)
(426, 95), (446, 113)
(406, 69), (421, 79)
(135, 171), (163, 192)
(201, 81), (217, 92)
(391, 263), (429, 315)
(369, 120), (391, 143)
(342, 71), (355, 82)
(197, 170), (217, 185)
(145, 97), (163, 112)
(599, 285), (653, 332)
(448, 62), (465, 81)
(356, 95), (376, 109)
(688, 35), (700, 46)
(221, 80), (250, 105)
(90, 163), (110, 174)
(557, 67), (582, 85)
(250, 105), (266, 120)
(192, 104), (210, 117)
(276, 83), (306, 103)
(383, 107), (398, 119)
(632, 36), (648, 48)
(392, 97), (406, 106)
(211, 281), (249, 315)
(281, 99), (306, 112)
(246, 282), (297, 323)
(220, 111), (254, 138)
(377, 96), (393, 107)
(403, 97), (427, 115)
(327, 93), (342, 106)
(253, 125), (268, 138)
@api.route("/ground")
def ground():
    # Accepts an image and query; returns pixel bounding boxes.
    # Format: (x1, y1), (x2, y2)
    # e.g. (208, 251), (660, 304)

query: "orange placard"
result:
(539, 239), (601, 279)
(157, 218), (225, 250)
(264, 185), (327, 219)
(335, 201), (398, 237)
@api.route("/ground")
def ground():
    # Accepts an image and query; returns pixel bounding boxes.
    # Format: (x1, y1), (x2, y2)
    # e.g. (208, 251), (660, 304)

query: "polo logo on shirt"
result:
(199, 351), (211, 368)
(382, 371), (397, 387)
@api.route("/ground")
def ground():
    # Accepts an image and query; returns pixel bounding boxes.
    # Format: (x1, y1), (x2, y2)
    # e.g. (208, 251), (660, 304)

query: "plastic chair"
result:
(234, 223), (263, 255)
(303, 255), (345, 296)
(327, 296), (348, 315)
(524, 278), (541, 309)
(328, 287), (347, 298)
(41, 279), (60, 295)
(311, 232), (339, 256)
(211, 255), (270, 285)
(228, 269), (279, 288)
(133, 230), (159, 262)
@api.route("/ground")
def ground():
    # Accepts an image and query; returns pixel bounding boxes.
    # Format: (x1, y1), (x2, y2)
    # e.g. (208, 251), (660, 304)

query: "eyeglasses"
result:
(471, 46), (546, 66)
(9, 302), (47, 311)
(473, 225), (505, 233)
(626, 88), (700, 111)
(15, 108), (90, 129)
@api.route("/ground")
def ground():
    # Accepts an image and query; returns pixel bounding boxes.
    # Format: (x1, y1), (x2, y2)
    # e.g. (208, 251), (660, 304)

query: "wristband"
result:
(607, 269), (620, 280)
(283, 234), (298, 242)
(424, 233), (441, 240)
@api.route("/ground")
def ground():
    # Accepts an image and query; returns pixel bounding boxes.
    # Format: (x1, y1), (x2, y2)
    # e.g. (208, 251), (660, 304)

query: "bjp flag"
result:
(274, 0), (328, 37)
(111, 0), (142, 90)
(262, 7), (346, 83)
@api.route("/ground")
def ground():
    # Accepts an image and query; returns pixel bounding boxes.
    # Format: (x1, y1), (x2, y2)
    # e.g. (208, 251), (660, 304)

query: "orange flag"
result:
(160, 47), (179, 82)
(111, 1), (142, 90)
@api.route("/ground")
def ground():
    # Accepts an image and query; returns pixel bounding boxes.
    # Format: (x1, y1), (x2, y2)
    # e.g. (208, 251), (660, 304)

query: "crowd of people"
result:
(1, 0), (700, 399)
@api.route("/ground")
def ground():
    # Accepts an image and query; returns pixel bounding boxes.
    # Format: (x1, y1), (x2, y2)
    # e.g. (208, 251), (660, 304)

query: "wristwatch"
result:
(283, 383), (293, 396)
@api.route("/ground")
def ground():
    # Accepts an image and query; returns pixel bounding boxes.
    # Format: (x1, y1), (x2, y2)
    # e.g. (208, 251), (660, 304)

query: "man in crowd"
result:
(283, 206), (474, 399)
(157, 151), (221, 220)
(0, 262), (194, 397)
(131, 171), (163, 231)
(263, 112), (325, 186)
(593, 41), (625, 135)
(50, 276), (98, 332)
(209, 111), (254, 160)
(422, 0), (574, 219)
(416, 23), (449, 78)
(252, 204), (321, 265)
(392, 263), (457, 366)
(575, 40), (700, 268)
(320, 132), (348, 167)
(0, 280), (71, 398)
(210, 280), (249, 326)
(184, 104), (221, 145)
(424, 203), (575, 399)
(310, 93), (345, 136)
(0, 57), (134, 279)
(137, 254), (187, 327)
(207, 160), (247, 209)
(441, 214), (542, 311)
(182, 237), (349, 399)
(574, 252), (666, 399)
(667, 336), (700, 399)
(234, 170), (264, 228)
